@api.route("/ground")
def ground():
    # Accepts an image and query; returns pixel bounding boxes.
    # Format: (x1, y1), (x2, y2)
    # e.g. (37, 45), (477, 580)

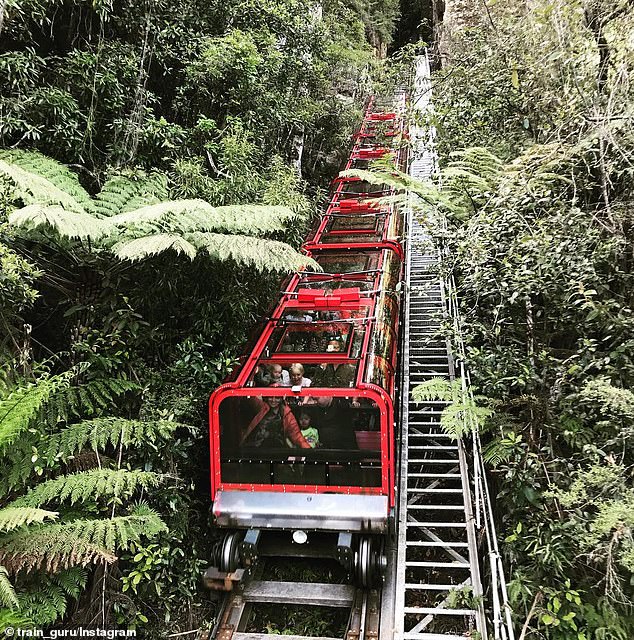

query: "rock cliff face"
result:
(435, 0), (482, 62)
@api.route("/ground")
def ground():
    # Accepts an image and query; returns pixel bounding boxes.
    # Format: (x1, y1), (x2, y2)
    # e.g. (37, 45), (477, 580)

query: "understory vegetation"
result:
(424, 1), (634, 638)
(0, 0), (401, 635)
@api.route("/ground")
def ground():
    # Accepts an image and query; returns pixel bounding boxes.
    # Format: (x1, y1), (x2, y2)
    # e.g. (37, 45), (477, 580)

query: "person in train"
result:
(304, 396), (356, 449)
(254, 363), (290, 386)
(240, 390), (311, 449)
(298, 412), (320, 448)
(270, 363), (290, 386)
(312, 340), (355, 387)
(284, 363), (312, 388)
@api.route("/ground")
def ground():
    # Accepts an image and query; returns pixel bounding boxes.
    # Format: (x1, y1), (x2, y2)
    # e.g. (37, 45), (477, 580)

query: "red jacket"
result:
(241, 399), (310, 449)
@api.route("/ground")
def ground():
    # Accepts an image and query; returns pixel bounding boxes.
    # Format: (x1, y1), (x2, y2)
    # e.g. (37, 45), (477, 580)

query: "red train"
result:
(208, 96), (408, 587)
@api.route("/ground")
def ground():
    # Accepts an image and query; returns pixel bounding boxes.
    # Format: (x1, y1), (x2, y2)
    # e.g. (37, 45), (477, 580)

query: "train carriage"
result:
(207, 96), (408, 587)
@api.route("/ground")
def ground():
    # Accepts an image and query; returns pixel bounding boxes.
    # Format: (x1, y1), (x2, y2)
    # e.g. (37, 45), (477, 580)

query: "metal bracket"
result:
(203, 567), (245, 592)
(337, 531), (354, 573)
(240, 528), (261, 567)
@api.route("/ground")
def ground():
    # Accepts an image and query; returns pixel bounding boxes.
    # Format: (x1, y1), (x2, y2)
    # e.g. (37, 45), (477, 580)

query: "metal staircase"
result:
(393, 55), (486, 640)
(394, 218), (485, 640)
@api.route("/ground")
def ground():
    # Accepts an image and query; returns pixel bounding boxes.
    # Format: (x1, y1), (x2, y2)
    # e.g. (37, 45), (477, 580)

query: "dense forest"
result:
(427, 1), (634, 638)
(1, 0), (634, 638)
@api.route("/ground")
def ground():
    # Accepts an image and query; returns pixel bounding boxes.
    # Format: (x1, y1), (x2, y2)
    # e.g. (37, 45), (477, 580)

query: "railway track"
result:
(207, 560), (382, 640)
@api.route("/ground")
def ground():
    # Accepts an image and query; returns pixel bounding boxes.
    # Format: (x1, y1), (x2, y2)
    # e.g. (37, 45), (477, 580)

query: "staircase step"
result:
(407, 488), (463, 494)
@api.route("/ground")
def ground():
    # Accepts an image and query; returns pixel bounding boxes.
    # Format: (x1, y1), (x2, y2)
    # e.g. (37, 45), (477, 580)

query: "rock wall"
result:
(435, 0), (483, 62)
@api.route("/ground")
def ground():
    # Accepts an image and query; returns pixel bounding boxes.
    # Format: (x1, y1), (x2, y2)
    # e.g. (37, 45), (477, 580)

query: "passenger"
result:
(253, 364), (271, 387)
(308, 396), (356, 449)
(241, 391), (311, 449)
(284, 363), (312, 388)
(269, 363), (290, 386)
(286, 311), (313, 322)
(313, 341), (356, 387)
(298, 412), (320, 448)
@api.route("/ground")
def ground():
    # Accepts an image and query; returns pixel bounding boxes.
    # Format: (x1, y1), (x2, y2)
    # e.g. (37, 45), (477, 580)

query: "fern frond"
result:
(447, 148), (503, 186)
(0, 160), (85, 212)
(412, 378), (458, 403)
(0, 149), (92, 210)
(9, 205), (114, 240)
(0, 529), (114, 573)
(93, 171), (168, 217)
(53, 567), (88, 600)
(187, 231), (321, 272)
(0, 566), (18, 609)
(412, 378), (492, 439)
(11, 469), (165, 508)
(2, 568), (87, 627)
(108, 199), (302, 237)
(111, 233), (198, 261)
(0, 505), (166, 573)
(0, 508), (58, 532)
(482, 437), (515, 467)
(51, 378), (140, 421)
(44, 417), (179, 461)
(0, 372), (72, 451)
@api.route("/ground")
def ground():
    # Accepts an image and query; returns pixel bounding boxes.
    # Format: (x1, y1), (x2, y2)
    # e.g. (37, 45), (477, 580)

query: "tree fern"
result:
(108, 200), (304, 237)
(340, 167), (454, 211)
(0, 149), (93, 210)
(44, 417), (179, 462)
(47, 377), (140, 421)
(0, 372), (72, 451)
(412, 378), (492, 439)
(0, 508), (58, 532)
(111, 233), (198, 261)
(412, 377), (460, 403)
(92, 171), (168, 218)
(0, 528), (115, 573)
(11, 469), (165, 508)
(0, 160), (85, 212)
(0, 566), (18, 610)
(0, 504), (166, 573)
(2, 568), (88, 627)
(9, 204), (115, 240)
(186, 231), (321, 272)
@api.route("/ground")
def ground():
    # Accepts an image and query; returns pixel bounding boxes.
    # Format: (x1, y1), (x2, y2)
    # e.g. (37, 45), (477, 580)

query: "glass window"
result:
(329, 215), (383, 233)
(250, 359), (360, 389)
(338, 181), (388, 196)
(312, 251), (381, 274)
(218, 394), (381, 487)
(265, 322), (355, 355)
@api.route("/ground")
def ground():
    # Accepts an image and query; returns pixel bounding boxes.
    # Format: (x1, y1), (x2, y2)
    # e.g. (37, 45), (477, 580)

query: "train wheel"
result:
(214, 531), (243, 573)
(355, 537), (387, 587)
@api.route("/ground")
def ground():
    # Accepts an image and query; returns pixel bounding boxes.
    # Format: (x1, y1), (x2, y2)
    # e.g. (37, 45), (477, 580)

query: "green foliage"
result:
(4, 151), (320, 272)
(0, 504), (166, 573)
(0, 372), (72, 450)
(10, 569), (88, 627)
(412, 377), (493, 439)
(0, 566), (18, 610)
(11, 469), (165, 508)
(434, 1), (634, 636)
(0, 507), (57, 532)
(43, 417), (178, 463)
